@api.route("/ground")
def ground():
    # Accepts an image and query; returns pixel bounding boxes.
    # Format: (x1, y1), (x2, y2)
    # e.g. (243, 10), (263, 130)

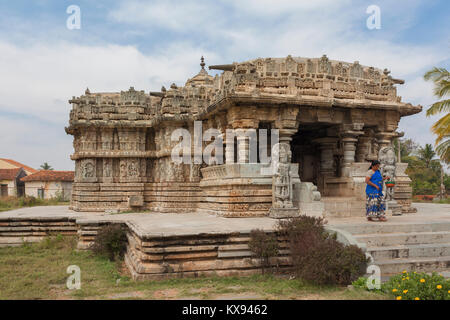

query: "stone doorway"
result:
(290, 124), (338, 194)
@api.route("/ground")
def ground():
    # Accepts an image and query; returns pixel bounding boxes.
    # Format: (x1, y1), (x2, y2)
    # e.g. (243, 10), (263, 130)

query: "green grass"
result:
(0, 196), (69, 212)
(0, 235), (389, 300)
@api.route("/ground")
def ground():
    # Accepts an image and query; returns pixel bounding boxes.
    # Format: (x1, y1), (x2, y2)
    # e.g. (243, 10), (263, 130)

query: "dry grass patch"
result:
(0, 235), (389, 300)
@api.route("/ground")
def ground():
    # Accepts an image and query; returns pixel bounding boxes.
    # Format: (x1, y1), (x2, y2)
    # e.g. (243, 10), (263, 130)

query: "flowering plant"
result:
(353, 271), (450, 300)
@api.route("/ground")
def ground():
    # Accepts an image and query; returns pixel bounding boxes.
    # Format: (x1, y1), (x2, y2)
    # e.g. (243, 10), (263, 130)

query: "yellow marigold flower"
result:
(392, 289), (398, 292)
(403, 289), (408, 294)
(414, 297), (420, 300)
(437, 285), (442, 289)
(402, 270), (407, 273)
(402, 278), (406, 281)
(396, 296), (402, 300)
(406, 277), (409, 280)
(420, 279), (425, 283)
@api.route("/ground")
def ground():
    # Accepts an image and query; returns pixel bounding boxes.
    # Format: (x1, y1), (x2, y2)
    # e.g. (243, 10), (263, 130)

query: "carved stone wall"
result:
(66, 56), (421, 216)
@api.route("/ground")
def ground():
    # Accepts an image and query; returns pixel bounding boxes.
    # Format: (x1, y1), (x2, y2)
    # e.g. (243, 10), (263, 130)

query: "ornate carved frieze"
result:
(66, 55), (421, 215)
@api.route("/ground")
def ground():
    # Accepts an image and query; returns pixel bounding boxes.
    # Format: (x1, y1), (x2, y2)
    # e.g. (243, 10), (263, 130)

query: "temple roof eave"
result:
(196, 94), (422, 120)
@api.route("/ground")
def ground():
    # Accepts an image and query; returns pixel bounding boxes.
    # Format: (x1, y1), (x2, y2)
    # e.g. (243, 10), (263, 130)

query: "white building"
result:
(21, 171), (74, 200)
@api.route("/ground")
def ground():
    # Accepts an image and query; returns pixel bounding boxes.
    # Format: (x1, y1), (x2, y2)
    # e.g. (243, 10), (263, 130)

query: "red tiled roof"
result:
(0, 158), (37, 173)
(0, 168), (23, 180)
(21, 170), (74, 182)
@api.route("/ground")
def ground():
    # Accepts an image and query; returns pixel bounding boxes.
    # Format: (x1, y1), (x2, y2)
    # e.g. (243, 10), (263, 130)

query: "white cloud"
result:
(0, 40), (218, 124)
(0, 116), (74, 170)
(0, 40), (218, 169)
(108, 0), (223, 32)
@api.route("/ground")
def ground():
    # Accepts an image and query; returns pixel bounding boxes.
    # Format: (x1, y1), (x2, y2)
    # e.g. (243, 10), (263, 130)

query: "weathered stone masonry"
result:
(65, 55), (421, 217)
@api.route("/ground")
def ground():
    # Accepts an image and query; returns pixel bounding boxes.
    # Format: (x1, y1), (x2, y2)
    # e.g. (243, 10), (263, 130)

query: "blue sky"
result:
(0, 0), (448, 170)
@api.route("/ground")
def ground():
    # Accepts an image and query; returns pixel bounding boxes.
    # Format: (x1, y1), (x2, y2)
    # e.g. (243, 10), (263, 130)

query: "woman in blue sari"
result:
(365, 160), (387, 221)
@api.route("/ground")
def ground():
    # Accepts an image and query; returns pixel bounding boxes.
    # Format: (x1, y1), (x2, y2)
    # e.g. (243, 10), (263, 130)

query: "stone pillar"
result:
(313, 137), (337, 176)
(225, 130), (235, 164)
(339, 124), (363, 177)
(376, 131), (395, 149)
(236, 131), (249, 163)
(341, 136), (358, 177)
(278, 128), (296, 147)
(356, 136), (371, 162)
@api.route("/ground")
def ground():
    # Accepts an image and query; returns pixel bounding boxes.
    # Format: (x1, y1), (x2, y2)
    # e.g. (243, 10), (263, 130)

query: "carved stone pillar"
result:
(341, 136), (358, 176)
(376, 131), (396, 149)
(356, 136), (371, 162)
(278, 128), (296, 147)
(225, 132), (234, 164)
(339, 124), (363, 177)
(236, 131), (249, 163)
(313, 137), (337, 176)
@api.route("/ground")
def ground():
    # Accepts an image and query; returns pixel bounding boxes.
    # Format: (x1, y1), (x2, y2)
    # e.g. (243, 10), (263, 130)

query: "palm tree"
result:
(423, 67), (450, 163)
(40, 162), (53, 170)
(418, 144), (436, 168)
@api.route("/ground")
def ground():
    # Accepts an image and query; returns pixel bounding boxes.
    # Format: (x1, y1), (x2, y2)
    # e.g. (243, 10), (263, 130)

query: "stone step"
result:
(367, 243), (450, 260)
(354, 231), (450, 247)
(373, 256), (450, 276)
(322, 197), (365, 218)
(334, 222), (450, 235)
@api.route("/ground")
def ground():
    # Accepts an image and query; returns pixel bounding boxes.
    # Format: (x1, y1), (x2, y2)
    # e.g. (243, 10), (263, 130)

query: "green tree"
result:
(423, 67), (450, 163)
(403, 141), (443, 195)
(418, 144), (436, 168)
(40, 162), (53, 170)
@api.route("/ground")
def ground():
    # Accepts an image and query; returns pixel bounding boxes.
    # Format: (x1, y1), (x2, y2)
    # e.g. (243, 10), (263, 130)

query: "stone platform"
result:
(0, 203), (449, 279)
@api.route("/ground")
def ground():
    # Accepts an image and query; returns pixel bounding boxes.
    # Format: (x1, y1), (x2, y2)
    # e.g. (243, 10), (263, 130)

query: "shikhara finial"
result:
(200, 56), (205, 70)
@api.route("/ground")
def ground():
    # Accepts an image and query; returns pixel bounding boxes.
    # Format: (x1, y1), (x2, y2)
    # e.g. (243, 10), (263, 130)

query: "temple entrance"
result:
(290, 124), (338, 194)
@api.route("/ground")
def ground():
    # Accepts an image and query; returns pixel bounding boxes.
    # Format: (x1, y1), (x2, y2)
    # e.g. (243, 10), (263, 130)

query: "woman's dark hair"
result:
(369, 160), (380, 169)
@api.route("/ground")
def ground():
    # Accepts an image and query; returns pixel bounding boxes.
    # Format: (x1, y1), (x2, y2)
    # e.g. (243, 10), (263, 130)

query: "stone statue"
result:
(120, 162), (127, 178)
(378, 146), (396, 201)
(103, 160), (111, 178)
(273, 143), (293, 209)
(128, 160), (138, 177)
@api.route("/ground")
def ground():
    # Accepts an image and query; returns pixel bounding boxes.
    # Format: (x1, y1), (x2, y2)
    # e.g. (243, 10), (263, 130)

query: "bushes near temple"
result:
(248, 229), (279, 274)
(91, 224), (127, 261)
(277, 215), (368, 286)
(353, 271), (450, 300)
(249, 216), (368, 285)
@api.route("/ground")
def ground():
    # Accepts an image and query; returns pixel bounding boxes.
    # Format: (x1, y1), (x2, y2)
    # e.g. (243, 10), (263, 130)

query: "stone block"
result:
(269, 207), (299, 219)
(128, 195), (144, 207)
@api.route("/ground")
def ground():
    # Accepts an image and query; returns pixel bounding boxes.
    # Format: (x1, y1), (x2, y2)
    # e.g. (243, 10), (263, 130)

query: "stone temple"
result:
(65, 55), (421, 218)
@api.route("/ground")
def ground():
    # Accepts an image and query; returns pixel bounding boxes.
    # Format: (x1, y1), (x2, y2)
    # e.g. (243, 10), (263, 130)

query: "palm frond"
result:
(431, 113), (450, 138)
(431, 114), (450, 143)
(433, 80), (450, 98)
(426, 99), (450, 116)
(435, 138), (450, 163)
(424, 67), (450, 82)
